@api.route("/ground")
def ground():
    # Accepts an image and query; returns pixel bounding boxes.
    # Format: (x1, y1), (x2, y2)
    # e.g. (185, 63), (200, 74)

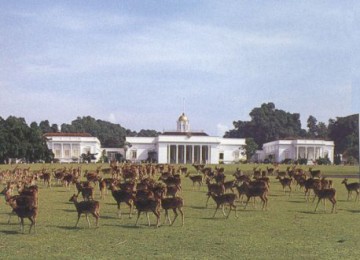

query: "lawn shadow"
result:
(0, 230), (19, 235)
(188, 205), (206, 210)
(288, 200), (306, 204)
(346, 209), (360, 213)
(61, 209), (75, 213)
(55, 225), (79, 230)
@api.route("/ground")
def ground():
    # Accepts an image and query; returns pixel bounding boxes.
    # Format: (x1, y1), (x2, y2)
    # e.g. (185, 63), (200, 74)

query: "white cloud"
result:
(216, 123), (229, 137)
(108, 113), (116, 123)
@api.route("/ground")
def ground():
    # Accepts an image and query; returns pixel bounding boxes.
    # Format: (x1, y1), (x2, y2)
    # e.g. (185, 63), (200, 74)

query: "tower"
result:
(177, 113), (190, 132)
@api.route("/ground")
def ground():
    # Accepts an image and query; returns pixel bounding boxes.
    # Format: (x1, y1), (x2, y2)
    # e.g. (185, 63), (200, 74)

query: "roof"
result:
(178, 113), (189, 122)
(43, 132), (93, 137)
(161, 131), (208, 136)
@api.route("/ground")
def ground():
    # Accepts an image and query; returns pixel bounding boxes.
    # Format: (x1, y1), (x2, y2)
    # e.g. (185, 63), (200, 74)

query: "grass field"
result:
(0, 163), (359, 259)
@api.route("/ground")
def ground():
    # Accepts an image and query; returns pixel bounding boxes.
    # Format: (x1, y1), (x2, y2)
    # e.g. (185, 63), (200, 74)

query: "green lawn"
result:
(0, 163), (359, 259)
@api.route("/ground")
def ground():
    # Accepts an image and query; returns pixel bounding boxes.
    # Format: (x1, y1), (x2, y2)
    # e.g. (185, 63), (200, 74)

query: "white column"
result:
(176, 145), (178, 164)
(296, 146), (299, 159)
(192, 145), (194, 164)
(167, 145), (170, 164)
(200, 145), (203, 164)
(184, 145), (187, 164)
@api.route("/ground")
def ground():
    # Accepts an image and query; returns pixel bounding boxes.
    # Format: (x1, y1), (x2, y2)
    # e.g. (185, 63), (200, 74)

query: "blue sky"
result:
(0, 1), (358, 136)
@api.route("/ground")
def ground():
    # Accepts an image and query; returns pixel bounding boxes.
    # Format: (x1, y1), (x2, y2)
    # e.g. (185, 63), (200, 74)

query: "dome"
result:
(178, 113), (188, 122)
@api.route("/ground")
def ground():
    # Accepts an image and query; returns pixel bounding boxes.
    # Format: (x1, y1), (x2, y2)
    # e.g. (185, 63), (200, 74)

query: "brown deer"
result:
(276, 176), (292, 195)
(160, 196), (184, 226)
(313, 186), (336, 213)
(341, 178), (360, 201)
(242, 182), (269, 210)
(205, 179), (225, 207)
(109, 184), (135, 218)
(8, 198), (38, 233)
(185, 173), (203, 190)
(208, 192), (238, 218)
(69, 194), (100, 228)
(134, 197), (161, 228)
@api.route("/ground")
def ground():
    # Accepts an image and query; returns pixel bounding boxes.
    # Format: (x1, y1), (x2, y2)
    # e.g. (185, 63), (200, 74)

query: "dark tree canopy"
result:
(61, 116), (128, 148)
(0, 116), (53, 163)
(224, 102), (305, 147)
(328, 114), (359, 162)
(60, 116), (160, 148)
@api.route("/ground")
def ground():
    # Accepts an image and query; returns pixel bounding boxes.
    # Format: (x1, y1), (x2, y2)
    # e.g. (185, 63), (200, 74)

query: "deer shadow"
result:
(0, 230), (19, 235)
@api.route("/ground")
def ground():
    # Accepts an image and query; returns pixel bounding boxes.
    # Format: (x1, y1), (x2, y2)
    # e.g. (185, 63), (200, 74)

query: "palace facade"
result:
(125, 113), (246, 164)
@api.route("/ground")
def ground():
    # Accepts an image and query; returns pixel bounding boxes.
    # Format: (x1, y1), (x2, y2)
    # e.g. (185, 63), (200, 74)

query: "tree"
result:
(244, 138), (258, 162)
(328, 114), (359, 163)
(81, 151), (97, 163)
(307, 115), (318, 138)
(306, 115), (328, 139)
(224, 102), (305, 147)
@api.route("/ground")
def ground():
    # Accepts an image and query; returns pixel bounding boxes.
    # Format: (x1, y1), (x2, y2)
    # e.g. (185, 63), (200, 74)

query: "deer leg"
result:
(244, 197), (251, 210)
(92, 212), (99, 227)
(28, 217), (35, 234)
(178, 208), (184, 226)
(226, 206), (232, 219)
(331, 198), (336, 213)
(288, 186), (292, 197)
(233, 204), (238, 218)
(117, 203), (121, 218)
(86, 214), (91, 228)
(75, 213), (81, 227)
(260, 196), (266, 210)
(314, 198), (321, 212)
(213, 206), (219, 218)
(135, 211), (141, 226)
(171, 209), (178, 226)
(125, 202), (132, 219)
(163, 209), (170, 225)
(146, 212), (151, 227)
(18, 218), (24, 233)
(129, 202), (133, 219)
(222, 205), (227, 217)
(155, 210), (161, 228)
(205, 195), (211, 208)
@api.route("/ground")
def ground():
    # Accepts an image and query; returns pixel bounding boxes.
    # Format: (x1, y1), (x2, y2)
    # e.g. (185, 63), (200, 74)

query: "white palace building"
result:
(125, 113), (246, 164)
(44, 113), (335, 165)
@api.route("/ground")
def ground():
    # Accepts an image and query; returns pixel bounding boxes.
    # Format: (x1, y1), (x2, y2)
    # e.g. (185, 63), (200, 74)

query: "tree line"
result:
(0, 102), (358, 164)
(224, 103), (359, 164)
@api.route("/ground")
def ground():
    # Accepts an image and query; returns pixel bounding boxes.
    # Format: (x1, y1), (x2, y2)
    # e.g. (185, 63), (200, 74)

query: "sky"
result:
(0, 1), (358, 136)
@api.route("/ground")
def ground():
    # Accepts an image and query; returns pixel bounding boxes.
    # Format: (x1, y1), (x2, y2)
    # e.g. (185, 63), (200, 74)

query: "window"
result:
(72, 144), (80, 157)
(63, 144), (71, 158)
(219, 153), (224, 160)
(53, 144), (61, 158)
(233, 151), (239, 160)
(131, 150), (137, 160)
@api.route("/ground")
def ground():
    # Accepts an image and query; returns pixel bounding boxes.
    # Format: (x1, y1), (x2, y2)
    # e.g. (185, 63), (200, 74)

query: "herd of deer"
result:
(0, 163), (359, 233)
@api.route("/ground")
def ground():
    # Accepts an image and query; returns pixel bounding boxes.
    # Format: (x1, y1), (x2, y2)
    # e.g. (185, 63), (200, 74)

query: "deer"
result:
(208, 192), (238, 218)
(313, 186), (336, 213)
(205, 178), (225, 207)
(7, 197), (38, 233)
(1, 186), (37, 225)
(304, 178), (322, 202)
(109, 183), (135, 218)
(185, 173), (203, 190)
(308, 168), (321, 178)
(69, 194), (100, 228)
(134, 197), (161, 228)
(275, 176), (292, 195)
(341, 178), (360, 201)
(241, 182), (269, 210)
(154, 187), (184, 226)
